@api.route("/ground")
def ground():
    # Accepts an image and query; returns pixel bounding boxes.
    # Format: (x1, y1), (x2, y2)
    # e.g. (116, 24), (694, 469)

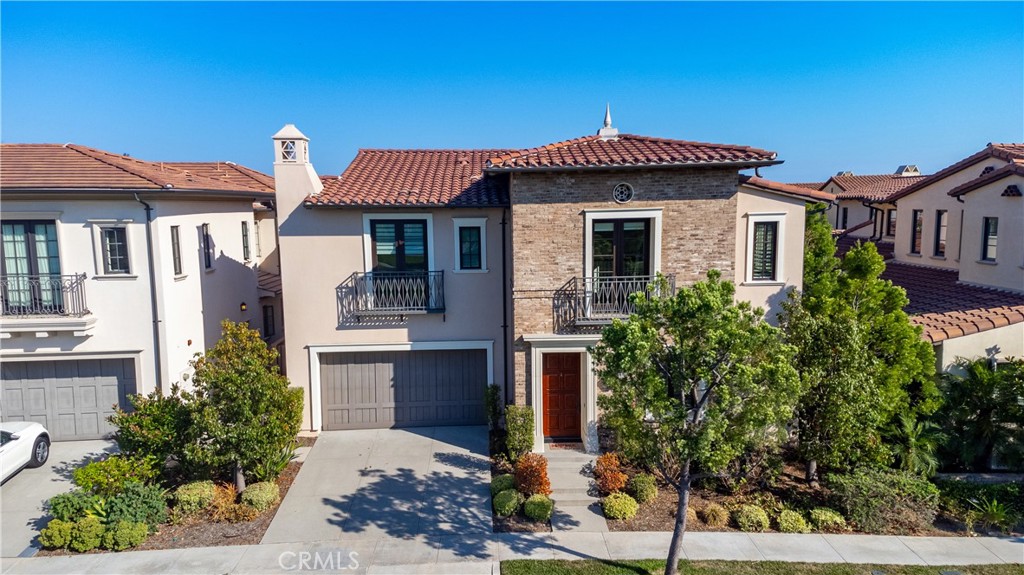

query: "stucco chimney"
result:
(272, 124), (323, 225)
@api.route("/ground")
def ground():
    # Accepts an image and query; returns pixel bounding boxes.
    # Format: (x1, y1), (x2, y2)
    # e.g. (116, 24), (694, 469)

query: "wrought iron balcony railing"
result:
(554, 274), (674, 329)
(1, 273), (90, 318)
(345, 270), (445, 316)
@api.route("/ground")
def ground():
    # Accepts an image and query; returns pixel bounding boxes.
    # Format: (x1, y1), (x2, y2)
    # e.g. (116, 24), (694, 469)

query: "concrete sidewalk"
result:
(2, 532), (1021, 574)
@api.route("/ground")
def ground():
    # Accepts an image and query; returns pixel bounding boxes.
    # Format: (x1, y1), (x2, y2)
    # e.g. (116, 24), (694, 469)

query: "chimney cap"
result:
(272, 124), (309, 141)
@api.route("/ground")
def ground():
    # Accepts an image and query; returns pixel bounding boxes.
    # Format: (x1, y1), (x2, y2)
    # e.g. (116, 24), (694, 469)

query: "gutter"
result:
(134, 194), (165, 393)
(500, 206), (511, 405)
(862, 201), (881, 241)
(483, 159), (783, 174)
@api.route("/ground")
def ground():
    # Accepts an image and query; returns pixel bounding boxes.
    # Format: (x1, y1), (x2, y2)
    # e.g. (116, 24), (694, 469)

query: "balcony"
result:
(0, 273), (94, 337)
(554, 274), (674, 331)
(340, 271), (445, 318)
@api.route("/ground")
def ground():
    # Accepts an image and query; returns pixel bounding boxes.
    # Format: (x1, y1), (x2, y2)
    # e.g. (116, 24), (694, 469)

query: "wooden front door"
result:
(542, 352), (581, 440)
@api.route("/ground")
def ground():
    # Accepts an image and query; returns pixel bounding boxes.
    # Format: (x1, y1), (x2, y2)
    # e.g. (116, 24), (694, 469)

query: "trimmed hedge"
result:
(810, 508), (847, 532)
(47, 490), (100, 522)
(69, 516), (106, 552)
(38, 519), (74, 549)
(494, 489), (523, 517)
(603, 493), (639, 520)
(505, 406), (534, 461)
(101, 521), (149, 551)
(491, 474), (515, 496)
(174, 480), (216, 515)
(524, 494), (554, 522)
(734, 505), (770, 532)
(628, 473), (657, 504)
(240, 482), (280, 513)
(514, 453), (552, 497)
(777, 510), (810, 533)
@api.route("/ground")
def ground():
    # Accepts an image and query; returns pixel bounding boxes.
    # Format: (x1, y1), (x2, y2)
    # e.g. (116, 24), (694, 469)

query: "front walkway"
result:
(3, 532), (1020, 574)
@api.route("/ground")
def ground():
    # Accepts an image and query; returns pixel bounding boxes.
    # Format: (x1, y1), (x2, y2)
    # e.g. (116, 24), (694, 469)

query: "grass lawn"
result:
(501, 560), (1020, 575)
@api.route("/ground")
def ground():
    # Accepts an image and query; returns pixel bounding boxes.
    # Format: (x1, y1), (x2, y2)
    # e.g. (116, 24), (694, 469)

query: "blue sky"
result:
(2, 2), (1021, 182)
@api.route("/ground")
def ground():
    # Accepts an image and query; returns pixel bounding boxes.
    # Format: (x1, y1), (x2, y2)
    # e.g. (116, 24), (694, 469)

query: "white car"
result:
(0, 422), (50, 483)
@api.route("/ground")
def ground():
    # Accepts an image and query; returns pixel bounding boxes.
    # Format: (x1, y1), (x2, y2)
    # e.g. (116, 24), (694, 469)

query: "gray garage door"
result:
(0, 359), (136, 441)
(321, 349), (487, 430)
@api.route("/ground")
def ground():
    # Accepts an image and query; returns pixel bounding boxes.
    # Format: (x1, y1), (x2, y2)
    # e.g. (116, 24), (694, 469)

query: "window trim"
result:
(886, 209), (897, 237)
(241, 221), (251, 262)
(201, 223), (214, 271)
(745, 212), (786, 284)
(262, 304), (276, 338)
(909, 209), (923, 255)
(933, 209), (947, 258)
(981, 216), (998, 262)
(583, 208), (663, 280)
(169, 225), (183, 277)
(88, 220), (136, 278)
(361, 213), (434, 272)
(452, 217), (488, 273)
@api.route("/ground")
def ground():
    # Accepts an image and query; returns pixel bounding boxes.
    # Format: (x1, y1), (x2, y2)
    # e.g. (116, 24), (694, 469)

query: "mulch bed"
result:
(489, 432), (553, 533)
(39, 435), (316, 555)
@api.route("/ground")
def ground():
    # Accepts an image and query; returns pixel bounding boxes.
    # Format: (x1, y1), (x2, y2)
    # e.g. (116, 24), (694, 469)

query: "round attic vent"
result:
(612, 183), (635, 203)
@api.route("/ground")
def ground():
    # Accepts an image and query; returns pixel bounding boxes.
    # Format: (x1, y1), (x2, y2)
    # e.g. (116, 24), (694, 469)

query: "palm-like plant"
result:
(888, 412), (943, 476)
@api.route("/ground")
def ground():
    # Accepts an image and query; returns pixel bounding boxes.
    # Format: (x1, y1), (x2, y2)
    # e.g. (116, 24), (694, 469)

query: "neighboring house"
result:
(0, 144), (274, 440)
(272, 115), (834, 452)
(812, 166), (927, 239)
(826, 143), (1024, 372)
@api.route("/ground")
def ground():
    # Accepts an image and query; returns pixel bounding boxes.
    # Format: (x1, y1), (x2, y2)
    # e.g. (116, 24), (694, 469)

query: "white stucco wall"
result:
(733, 187), (807, 322)
(956, 175), (1024, 293)
(935, 322), (1024, 371)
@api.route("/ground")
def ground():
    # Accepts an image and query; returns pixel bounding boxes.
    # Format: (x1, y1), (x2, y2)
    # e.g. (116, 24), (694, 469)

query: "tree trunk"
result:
(664, 460), (691, 575)
(805, 459), (819, 487)
(234, 461), (247, 493)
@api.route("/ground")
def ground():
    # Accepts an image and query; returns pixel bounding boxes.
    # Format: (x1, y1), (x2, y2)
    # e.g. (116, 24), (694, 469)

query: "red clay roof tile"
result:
(887, 143), (1024, 202)
(825, 173), (929, 202)
(740, 175), (836, 202)
(947, 161), (1024, 197)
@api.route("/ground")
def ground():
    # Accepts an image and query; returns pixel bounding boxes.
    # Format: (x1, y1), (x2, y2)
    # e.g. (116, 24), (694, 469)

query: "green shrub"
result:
(250, 442), (296, 483)
(970, 497), (1013, 532)
(485, 384), (502, 430)
(493, 489), (523, 517)
(777, 510), (810, 533)
(47, 489), (101, 522)
(38, 518), (74, 549)
(602, 493), (639, 520)
(101, 520), (149, 551)
(809, 508), (847, 532)
(240, 481), (280, 512)
(490, 474), (515, 496)
(505, 406), (534, 461)
(628, 473), (657, 504)
(935, 479), (1023, 522)
(734, 504), (770, 532)
(109, 386), (193, 468)
(700, 502), (729, 528)
(72, 455), (159, 498)
(174, 480), (216, 515)
(69, 516), (106, 552)
(827, 468), (939, 533)
(524, 494), (554, 522)
(106, 482), (168, 528)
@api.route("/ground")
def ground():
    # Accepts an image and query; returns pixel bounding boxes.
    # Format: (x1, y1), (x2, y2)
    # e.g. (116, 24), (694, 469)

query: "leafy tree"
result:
(594, 271), (802, 575)
(781, 226), (938, 483)
(187, 320), (304, 491)
(938, 357), (1024, 471)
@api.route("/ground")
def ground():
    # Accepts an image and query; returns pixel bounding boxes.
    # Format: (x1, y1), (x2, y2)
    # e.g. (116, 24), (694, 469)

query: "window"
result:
(933, 210), (947, 257)
(746, 214), (784, 283)
(752, 221), (779, 281)
(982, 217), (998, 261)
(910, 210), (923, 254)
(370, 220), (428, 272)
(102, 227), (130, 274)
(241, 221), (251, 261)
(1, 220), (62, 310)
(453, 218), (487, 272)
(262, 304), (275, 338)
(171, 226), (183, 275)
(886, 209), (897, 236)
(591, 219), (651, 277)
(281, 140), (296, 161)
(840, 207), (849, 230)
(202, 223), (213, 269)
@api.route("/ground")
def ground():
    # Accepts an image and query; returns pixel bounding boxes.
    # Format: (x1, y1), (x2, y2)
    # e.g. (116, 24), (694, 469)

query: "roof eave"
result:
(0, 187), (275, 200)
(303, 200), (510, 209)
(483, 159), (783, 173)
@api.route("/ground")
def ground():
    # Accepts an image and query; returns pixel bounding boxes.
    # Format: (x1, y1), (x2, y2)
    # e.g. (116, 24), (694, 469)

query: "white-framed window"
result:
(583, 209), (663, 279)
(201, 223), (214, 270)
(88, 220), (135, 278)
(453, 217), (487, 272)
(361, 213), (435, 272)
(241, 221), (251, 262)
(170, 225), (183, 276)
(745, 213), (785, 284)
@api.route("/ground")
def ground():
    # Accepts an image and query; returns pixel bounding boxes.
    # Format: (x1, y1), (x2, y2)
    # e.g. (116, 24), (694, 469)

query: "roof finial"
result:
(598, 103), (619, 140)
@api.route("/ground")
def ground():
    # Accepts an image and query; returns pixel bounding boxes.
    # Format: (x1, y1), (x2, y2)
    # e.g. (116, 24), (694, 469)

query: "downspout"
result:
(134, 193), (164, 393)
(500, 206), (511, 405)
(862, 201), (880, 241)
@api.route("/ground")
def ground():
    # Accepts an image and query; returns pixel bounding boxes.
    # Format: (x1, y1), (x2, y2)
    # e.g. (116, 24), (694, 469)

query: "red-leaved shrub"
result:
(514, 453), (552, 496)
(594, 452), (628, 494)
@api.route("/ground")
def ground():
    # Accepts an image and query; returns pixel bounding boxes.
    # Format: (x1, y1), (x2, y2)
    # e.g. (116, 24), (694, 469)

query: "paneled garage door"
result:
(320, 349), (487, 430)
(0, 359), (136, 441)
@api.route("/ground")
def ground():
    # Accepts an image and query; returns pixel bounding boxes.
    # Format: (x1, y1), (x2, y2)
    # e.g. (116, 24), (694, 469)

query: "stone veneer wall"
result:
(509, 167), (741, 404)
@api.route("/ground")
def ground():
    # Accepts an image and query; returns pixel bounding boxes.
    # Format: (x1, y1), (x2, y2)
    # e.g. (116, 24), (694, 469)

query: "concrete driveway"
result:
(0, 439), (116, 557)
(262, 426), (493, 558)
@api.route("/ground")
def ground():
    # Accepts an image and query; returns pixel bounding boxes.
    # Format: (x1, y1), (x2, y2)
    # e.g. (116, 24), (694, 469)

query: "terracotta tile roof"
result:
(486, 134), (779, 170)
(306, 149), (512, 207)
(0, 144), (273, 198)
(739, 175), (836, 202)
(948, 161), (1024, 197)
(886, 143), (1024, 202)
(836, 235), (894, 260)
(881, 262), (1024, 344)
(789, 182), (826, 190)
(825, 174), (929, 202)
(164, 162), (274, 193)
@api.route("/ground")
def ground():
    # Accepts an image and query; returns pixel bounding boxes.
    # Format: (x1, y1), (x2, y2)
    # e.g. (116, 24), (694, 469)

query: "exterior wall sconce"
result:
(240, 302), (248, 312)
